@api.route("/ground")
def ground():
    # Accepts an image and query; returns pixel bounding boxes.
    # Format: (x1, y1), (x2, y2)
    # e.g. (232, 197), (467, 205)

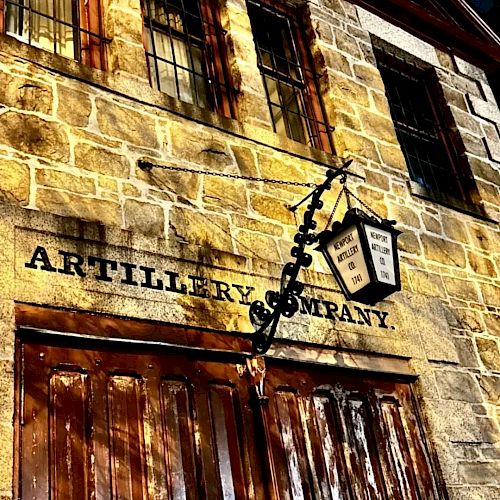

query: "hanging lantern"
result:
(317, 208), (402, 305)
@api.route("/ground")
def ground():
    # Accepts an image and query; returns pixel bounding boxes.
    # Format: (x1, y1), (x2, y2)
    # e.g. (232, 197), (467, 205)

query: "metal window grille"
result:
(247, 0), (334, 153)
(142, 0), (236, 119)
(3, 0), (106, 68)
(375, 49), (467, 200)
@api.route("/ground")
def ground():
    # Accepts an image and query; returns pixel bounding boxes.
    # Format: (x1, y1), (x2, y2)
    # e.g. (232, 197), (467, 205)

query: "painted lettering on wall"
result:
(25, 245), (393, 329)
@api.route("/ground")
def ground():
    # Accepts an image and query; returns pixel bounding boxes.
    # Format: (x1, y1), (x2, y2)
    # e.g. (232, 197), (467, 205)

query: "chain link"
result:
(138, 160), (318, 188)
(345, 187), (386, 220)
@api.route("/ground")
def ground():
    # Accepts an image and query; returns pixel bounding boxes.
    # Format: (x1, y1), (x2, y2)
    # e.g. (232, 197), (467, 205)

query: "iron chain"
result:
(138, 160), (318, 188)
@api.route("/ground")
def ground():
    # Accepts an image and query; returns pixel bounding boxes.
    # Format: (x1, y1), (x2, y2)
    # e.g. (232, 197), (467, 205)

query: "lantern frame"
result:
(317, 208), (402, 305)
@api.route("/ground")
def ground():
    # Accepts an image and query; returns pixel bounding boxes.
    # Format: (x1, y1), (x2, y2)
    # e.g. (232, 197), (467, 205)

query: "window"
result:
(142, 0), (235, 118)
(375, 48), (478, 207)
(247, 0), (333, 153)
(1, 0), (106, 68)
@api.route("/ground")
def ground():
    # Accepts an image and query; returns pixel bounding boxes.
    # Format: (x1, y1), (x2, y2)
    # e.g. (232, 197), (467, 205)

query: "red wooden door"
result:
(258, 359), (441, 499)
(18, 335), (443, 499)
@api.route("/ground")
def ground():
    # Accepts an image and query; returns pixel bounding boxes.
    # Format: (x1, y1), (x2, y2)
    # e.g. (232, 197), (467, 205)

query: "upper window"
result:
(142, 0), (236, 119)
(375, 48), (479, 208)
(247, 0), (334, 153)
(1, 0), (106, 68)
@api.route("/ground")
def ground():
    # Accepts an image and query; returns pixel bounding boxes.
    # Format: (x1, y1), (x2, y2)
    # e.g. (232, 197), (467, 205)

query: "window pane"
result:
(5, 0), (104, 67)
(55, 0), (75, 58)
(247, 0), (332, 152)
(143, 0), (230, 114)
(376, 52), (465, 200)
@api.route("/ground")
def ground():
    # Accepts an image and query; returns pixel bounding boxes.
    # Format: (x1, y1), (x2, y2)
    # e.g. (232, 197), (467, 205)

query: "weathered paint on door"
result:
(18, 335), (442, 499)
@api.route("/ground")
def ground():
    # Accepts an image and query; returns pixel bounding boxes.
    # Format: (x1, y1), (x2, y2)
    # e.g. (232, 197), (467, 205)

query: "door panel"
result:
(21, 340), (259, 500)
(261, 360), (441, 500)
(19, 336), (442, 499)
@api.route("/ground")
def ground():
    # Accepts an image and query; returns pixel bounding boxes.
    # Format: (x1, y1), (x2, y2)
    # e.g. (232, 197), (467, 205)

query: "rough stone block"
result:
(57, 86), (92, 127)
(231, 214), (283, 237)
(441, 84), (468, 112)
(96, 99), (158, 148)
(450, 107), (483, 136)
(397, 231), (421, 256)
(453, 337), (480, 368)
(458, 462), (500, 485)
(108, 39), (149, 79)
(388, 203), (420, 229)
(0, 159), (30, 207)
(441, 215), (469, 243)
(422, 213), (442, 234)
(124, 199), (165, 237)
(480, 283), (500, 308)
(203, 177), (248, 212)
(476, 180), (500, 205)
(371, 91), (391, 116)
(231, 145), (258, 178)
(408, 269), (446, 298)
(169, 206), (233, 252)
(484, 314), (500, 337)
(443, 276), (480, 302)
(468, 223), (497, 252)
(477, 337), (500, 371)
(452, 309), (484, 333)
(333, 28), (362, 58)
(479, 375), (500, 404)
(136, 160), (200, 201)
(394, 294), (457, 363)
(334, 129), (380, 162)
(460, 131), (488, 157)
(36, 188), (121, 226)
(0, 72), (52, 114)
(170, 125), (234, 170)
(329, 75), (369, 107)
(359, 109), (398, 143)
(421, 234), (466, 268)
(105, 9), (144, 45)
(0, 112), (69, 162)
(75, 143), (130, 178)
(377, 143), (407, 171)
(468, 251), (496, 277)
(435, 370), (483, 403)
(36, 169), (96, 195)
(257, 153), (309, 188)
(324, 51), (352, 76)
(250, 192), (294, 225)
(469, 95), (500, 124)
(353, 63), (385, 91)
(424, 399), (490, 443)
(235, 230), (280, 262)
(364, 169), (389, 191)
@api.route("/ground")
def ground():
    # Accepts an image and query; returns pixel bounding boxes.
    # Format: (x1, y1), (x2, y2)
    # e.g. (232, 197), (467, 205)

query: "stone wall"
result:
(0, 0), (498, 497)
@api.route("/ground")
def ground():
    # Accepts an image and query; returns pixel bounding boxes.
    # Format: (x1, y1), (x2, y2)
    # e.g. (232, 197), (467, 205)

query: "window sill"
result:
(0, 34), (344, 172)
(407, 180), (497, 223)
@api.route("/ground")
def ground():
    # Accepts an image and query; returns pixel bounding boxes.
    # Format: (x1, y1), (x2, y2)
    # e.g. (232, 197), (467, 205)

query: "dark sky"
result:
(466, 0), (500, 35)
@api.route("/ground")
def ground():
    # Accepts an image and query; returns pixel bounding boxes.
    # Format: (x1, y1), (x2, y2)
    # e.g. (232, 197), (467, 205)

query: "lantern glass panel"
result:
(364, 224), (397, 286)
(324, 224), (370, 294)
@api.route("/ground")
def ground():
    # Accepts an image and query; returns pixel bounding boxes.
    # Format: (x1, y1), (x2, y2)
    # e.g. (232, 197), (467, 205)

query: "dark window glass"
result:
(2, 0), (106, 68)
(142, 0), (235, 118)
(247, 0), (333, 153)
(376, 49), (471, 201)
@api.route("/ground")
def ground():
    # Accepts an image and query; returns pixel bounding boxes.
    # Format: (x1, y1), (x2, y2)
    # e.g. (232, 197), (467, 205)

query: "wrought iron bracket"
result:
(249, 159), (353, 354)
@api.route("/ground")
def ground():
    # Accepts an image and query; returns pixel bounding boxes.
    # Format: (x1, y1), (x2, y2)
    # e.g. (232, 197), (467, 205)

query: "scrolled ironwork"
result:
(250, 159), (353, 354)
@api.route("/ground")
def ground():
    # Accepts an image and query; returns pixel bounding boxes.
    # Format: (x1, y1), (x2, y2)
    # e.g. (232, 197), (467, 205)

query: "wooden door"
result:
(258, 359), (441, 500)
(18, 335), (443, 499)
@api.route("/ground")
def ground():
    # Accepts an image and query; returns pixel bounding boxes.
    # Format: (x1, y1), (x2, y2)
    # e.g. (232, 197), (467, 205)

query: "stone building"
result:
(0, 0), (499, 497)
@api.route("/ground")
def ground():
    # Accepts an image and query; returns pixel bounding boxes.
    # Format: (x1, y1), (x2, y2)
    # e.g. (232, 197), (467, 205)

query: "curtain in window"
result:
(6, 0), (75, 57)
